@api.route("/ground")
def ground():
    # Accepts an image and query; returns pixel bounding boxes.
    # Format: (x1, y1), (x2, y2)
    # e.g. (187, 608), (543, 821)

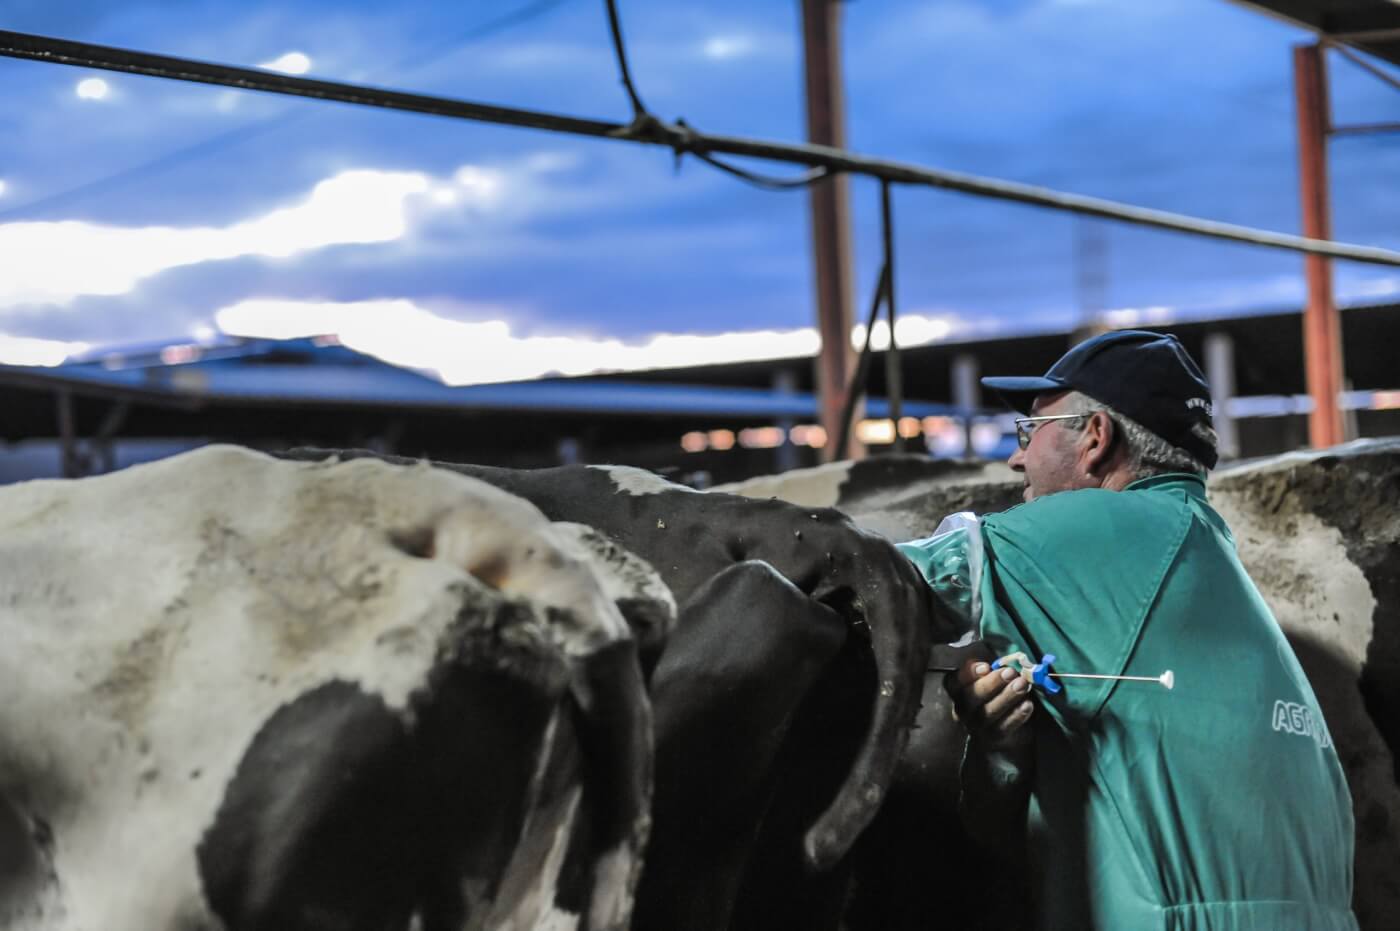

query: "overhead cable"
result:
(834, 181), (906, 458)
(600, 0), (830, 190)
(2, 27), (1399, 267)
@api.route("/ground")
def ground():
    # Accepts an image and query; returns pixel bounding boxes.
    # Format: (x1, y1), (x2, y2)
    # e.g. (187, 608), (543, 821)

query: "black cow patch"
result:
(196, 681), (419, 931)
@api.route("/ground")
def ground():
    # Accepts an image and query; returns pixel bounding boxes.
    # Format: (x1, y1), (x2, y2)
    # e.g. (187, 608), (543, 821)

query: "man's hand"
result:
(944, 657), (1035, 846)
(944, 657), (1035, 751)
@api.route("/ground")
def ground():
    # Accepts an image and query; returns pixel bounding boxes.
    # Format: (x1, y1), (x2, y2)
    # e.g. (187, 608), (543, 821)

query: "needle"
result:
(928, 666), (1175, 690)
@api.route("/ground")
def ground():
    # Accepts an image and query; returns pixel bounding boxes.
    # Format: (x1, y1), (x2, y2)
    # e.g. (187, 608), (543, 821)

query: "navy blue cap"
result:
(981, 329), (1218, 469)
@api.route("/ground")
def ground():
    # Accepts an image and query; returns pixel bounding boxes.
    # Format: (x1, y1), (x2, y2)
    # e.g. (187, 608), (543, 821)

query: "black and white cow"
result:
(282, 448), (969, 931)
(721, 440), (1400, 931)
(0, 446), (668, 931)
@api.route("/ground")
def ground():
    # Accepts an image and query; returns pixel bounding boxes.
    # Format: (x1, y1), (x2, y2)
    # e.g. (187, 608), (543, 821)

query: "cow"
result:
(719, 438), (1400, 930)
(0, 445), (667, 931)
(280, 448), (967, 931)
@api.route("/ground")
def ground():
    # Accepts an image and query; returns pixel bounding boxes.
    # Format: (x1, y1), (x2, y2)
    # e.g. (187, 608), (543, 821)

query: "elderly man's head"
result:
(983, 330), (1218, 502)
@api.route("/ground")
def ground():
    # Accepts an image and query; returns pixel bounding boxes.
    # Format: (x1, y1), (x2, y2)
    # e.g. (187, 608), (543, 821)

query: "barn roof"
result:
(1231, 0), (1400, 66)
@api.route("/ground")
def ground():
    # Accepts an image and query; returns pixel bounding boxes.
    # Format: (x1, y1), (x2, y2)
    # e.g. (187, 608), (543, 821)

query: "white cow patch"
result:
(713, 460), (854, 508)
(0, 445), (645, 931)
(588, 464), (697, 498)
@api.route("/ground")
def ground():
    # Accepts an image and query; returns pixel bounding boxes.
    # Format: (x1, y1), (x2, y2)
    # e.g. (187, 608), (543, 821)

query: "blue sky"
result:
(0, 0), (1396, 380)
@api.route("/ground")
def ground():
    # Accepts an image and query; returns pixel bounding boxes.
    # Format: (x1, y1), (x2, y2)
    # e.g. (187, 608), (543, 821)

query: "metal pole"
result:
(1329, 121), (1400, 137)
(1204, 331), (1239, 461)
(1293, 43), (1347, 449)
(773, 368), (800, 473)
(951, 354), (980, 458)
(55, 389), (78, 478)
(801, 0), (859, 461)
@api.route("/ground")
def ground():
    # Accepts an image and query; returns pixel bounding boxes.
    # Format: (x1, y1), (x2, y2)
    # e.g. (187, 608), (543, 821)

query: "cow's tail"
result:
(802, 556), (934, 872)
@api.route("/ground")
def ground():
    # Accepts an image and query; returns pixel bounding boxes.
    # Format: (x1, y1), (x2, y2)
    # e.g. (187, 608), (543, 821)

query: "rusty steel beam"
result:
(801, 0), (859, 462)
(1293, 43), (1346, 449)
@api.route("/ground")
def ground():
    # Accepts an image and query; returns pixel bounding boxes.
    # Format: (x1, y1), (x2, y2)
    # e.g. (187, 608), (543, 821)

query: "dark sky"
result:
(0, 0), (1396, 380)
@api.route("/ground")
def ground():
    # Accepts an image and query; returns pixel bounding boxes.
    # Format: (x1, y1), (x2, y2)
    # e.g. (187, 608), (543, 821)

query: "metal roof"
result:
(1232, 0), (1400, 66)
(1, 336), (965, 423)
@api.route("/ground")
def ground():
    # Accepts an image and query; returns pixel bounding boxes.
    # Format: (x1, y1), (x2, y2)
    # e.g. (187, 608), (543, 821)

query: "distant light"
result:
(76, 78), (109, 100)
(707, 429), (736, 452)
(0, 179), (7, 197)
(190, 324), (217, 342)
(680, 431), (708, 453)
(260, 51), (312, 75)
(927, 418), (968, 457)
(897, 416), (923, 439)
(971, 421), (1005, 455)
(1373, 390), (1400, 411)
(856, 420), (897, 445)
(160, 345), (201, 365)
(789, 424), (827, 448)
(738, 426), (785, 449)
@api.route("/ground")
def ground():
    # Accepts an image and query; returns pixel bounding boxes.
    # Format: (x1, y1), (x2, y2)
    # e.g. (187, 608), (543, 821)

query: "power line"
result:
(600, 0), (830, 191)
(1, 26), (1399, 267)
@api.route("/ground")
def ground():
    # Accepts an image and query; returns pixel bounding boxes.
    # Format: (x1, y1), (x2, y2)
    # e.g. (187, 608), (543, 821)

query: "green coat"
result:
(899, 473), (1357, 930)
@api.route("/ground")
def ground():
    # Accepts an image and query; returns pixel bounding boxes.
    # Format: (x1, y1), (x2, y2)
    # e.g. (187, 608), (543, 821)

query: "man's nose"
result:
(1008, 446), (1026, 472)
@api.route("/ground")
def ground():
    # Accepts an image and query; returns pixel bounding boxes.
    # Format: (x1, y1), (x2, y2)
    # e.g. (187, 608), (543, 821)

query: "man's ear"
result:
(1081, 410), (1117, 475)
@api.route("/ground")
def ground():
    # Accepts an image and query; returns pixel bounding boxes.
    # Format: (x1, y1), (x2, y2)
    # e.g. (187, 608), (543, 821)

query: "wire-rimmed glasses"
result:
(1013, 412), (1090, 450)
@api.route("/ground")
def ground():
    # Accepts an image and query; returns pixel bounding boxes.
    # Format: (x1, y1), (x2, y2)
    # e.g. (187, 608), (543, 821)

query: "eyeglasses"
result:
(1014, 412), (1089, 450)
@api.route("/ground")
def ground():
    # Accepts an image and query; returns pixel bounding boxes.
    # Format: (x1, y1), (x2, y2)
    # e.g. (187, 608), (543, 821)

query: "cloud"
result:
(0, 333), (91, 367)
(0, 169), (430, 308)
(701, 35), (757, 60)
(75, 78), (111, 101)
(258, 51), (312, 75)
(0, 158), (576, 309)
(212, 296), (967, 386)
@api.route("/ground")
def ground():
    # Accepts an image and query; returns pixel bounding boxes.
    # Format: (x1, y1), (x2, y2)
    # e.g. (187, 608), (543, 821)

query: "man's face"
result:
(1007, 391), (1087, 501)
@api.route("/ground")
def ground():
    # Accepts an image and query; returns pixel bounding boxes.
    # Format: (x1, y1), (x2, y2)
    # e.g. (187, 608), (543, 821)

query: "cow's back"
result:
(0, 444), (651, 931)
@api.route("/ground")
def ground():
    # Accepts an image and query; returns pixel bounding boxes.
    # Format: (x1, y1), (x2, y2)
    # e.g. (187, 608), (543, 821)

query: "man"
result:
(898, 329), (1357, 930)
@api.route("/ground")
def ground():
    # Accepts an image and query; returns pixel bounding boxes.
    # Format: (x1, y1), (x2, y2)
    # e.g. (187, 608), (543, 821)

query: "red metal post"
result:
(801, 0), (860, 461)
(1293, 43), (1346, 449)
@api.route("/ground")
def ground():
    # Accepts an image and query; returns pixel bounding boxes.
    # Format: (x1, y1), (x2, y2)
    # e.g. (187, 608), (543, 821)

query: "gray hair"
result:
(1060, 391), (1215, 478)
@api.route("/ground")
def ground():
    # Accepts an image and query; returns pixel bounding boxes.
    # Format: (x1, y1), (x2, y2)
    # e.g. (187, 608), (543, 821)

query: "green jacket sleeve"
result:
(896, 512), (983, 643)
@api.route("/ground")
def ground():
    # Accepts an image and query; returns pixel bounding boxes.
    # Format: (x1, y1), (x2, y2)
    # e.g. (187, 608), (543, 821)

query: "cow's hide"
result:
(719, 439), (1400, 930)
(0, 445), (665, 931)
(282, 447), (962, 931)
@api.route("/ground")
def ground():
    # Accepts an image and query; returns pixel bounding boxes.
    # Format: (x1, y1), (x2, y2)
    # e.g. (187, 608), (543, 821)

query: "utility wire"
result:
(2, 27), (1398, 267)
(688, 145), (830, 191)
(880, 180), (903, 445)
(600, 0), (830, 191)
(602, 0), (647, 119)
(835, 262), (890, 461)
(834, 181), (904, 458)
